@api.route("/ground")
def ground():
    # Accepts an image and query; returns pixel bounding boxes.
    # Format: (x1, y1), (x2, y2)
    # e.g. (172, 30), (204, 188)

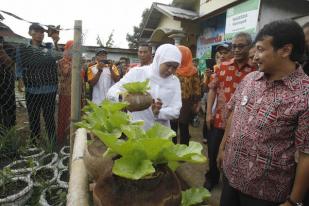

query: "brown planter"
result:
(93, 165), (181, 206)
(83, 136), (113, 181)
(123, 92), (153, 112)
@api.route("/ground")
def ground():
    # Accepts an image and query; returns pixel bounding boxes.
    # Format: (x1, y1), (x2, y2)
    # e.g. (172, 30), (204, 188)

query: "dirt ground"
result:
(175, 117), (222, 206)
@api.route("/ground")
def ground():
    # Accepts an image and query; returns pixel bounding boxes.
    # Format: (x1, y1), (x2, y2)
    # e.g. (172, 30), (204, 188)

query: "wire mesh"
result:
(0, 24), (86, 151)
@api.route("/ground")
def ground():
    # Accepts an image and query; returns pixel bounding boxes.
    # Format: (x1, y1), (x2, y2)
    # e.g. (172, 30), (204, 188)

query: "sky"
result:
(1, 0), (172, 48)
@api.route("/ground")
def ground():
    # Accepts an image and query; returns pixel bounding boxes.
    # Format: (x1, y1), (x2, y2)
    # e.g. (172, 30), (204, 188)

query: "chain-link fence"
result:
(0, 20), (85, 156)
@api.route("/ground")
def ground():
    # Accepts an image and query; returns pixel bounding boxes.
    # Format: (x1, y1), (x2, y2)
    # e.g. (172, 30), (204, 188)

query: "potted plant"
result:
(39, 152), (59, 168)
(77, 100), (207, 206)
(57, 168), (69, 189)
(60, 146), (70, 157)
(4, 159), (39, 176)
(39, 185), (67, 206)
(77, 100), (143, 181)
(0, 169), (34, 206)
(20, 147), (45, 161)
(30, 165), (58, 187)
(58, 156), (69, 170)
(122, 79), (153, 111)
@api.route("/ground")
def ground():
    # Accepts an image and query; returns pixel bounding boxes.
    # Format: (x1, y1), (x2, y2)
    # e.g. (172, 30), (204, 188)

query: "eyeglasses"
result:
(231, 44), (249, 50)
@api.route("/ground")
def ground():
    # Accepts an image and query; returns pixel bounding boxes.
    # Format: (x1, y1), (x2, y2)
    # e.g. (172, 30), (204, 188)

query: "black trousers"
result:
(205, 127), (224, 186)
(170, 120), (190, 145)
(25, 92), (56, 143)
(220, 175), (281, 206)
(0, 73), (16, 131)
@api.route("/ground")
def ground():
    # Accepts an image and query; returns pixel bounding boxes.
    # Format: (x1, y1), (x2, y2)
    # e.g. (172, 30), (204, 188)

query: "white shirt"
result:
(90, 65), (114, 105)
(107, 67), (182, 130)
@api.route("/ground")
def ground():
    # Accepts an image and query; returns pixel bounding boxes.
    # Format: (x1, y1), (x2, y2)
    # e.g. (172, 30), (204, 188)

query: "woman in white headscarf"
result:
(107, 44), (182, 130)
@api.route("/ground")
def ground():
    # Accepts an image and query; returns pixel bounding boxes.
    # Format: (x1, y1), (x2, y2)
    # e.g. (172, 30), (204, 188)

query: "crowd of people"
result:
(0, 18), (308, 205)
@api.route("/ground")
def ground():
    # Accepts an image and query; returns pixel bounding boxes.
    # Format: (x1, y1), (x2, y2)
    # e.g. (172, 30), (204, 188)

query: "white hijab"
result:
(146, 44), (182, 88)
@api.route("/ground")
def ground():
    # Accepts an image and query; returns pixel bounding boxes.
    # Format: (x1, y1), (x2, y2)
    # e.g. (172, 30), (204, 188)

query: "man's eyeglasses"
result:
(231, 44), (249, 50)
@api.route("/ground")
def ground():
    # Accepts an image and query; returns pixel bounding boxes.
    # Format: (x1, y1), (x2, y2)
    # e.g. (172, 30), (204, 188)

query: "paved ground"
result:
(175, 118), (222, 206)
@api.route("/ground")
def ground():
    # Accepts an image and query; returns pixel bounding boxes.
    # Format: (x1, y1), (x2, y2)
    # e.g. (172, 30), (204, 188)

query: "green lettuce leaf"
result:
(121, 125), (146, 140)
(122, 79), (150, 94)
(100, 100), (128, 112)
(181, 187), (211, 206)
(113, 150), (155, 180)
(146, 123), (176, 140)
(162, 141), (206, 163)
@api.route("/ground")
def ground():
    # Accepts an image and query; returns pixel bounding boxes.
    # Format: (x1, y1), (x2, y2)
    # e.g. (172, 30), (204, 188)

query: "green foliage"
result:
(122, 79), (150, 94)
(97, 30), (115, 48)
(76, 100), (132, 134)
(77, 100), (206, 180)
(181, 187), (211, 206)
(0, 125), (21, 155)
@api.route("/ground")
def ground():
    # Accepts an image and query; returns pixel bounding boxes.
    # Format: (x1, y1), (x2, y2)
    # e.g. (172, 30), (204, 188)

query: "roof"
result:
(140, 2), (198, 39)
(0, 21), (27, 44)
(155, 3), (199, 20)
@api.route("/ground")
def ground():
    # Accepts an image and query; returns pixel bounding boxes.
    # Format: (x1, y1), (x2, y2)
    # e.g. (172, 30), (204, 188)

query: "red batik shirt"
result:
(208, 59), (255, 129)
(223, 68), (309, 203)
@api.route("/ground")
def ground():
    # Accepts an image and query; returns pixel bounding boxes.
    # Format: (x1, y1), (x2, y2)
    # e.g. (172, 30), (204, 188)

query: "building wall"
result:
(258, 0), (309, 30)
(157, 15), (182, 30)
(199, 0), (239, 16)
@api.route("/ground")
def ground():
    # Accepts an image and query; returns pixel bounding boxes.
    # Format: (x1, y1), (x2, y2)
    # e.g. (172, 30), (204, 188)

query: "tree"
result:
(105, 30), (115, 48)
(126, 8), (150, 49)
(96, 30), (115, 48)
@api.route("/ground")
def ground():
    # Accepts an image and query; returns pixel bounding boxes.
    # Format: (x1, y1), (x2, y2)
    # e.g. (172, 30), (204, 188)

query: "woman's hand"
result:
(152, 98), (162, 116)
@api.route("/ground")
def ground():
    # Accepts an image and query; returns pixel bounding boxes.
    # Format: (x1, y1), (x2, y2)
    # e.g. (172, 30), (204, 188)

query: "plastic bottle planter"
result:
(39, 152), (59, 168)
(30, 166), (58, 187)
(60, 146), (70, 157)
(57, 168), (69, 189)
(39, 185), (67, 206)
(58, 156), (69, 170)
(20, 147), (45, 161)
(0, 176), (34, 206)
(5, 159), (39, 176)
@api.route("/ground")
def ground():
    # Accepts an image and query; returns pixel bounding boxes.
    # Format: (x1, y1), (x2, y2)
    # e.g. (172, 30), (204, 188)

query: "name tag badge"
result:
(241, 96), (249, 106)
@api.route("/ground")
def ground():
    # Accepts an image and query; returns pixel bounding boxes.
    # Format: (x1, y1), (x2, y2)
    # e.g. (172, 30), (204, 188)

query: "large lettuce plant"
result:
(77, 100), (206, 180)
(122, 79), (150, 94)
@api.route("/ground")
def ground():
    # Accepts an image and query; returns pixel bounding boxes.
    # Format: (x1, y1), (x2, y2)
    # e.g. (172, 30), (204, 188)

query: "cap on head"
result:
(216, 43), (231, 51)
(29, 23), (46, 32)
(96, 49), (107, 56)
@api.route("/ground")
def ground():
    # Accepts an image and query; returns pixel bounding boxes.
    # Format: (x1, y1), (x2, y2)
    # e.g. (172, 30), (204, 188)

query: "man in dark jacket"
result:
(17, 23), (61, 144)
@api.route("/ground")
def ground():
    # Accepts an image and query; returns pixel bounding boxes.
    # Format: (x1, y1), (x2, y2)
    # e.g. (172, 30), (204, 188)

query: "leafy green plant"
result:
(77, 100), (206, 180)
(0, 125), (21, 155)
(122, 79), (150, 94)
(181, 187), (211, 206)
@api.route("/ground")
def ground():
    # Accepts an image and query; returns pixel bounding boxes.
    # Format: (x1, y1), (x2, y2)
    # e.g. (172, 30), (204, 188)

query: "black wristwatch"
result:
(287, 196), (303, 206)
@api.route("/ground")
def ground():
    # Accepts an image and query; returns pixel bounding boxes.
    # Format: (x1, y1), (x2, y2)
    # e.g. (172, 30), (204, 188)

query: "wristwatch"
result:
(287, 196), (303, 206)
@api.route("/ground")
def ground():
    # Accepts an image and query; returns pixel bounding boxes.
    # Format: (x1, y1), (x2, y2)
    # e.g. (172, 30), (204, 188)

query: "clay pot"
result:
(123, 93), (153, 112)
(83, 136), (113, 181)
(93, 165), (181, 206)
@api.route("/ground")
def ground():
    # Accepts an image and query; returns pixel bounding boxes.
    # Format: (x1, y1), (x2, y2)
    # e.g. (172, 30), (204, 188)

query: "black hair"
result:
(303, 22), (309, 29)
(119, 56), (130, 64)
(138, 42), (152, 51)
(233, 32), (252, 45)
(255, 19), (305, 62)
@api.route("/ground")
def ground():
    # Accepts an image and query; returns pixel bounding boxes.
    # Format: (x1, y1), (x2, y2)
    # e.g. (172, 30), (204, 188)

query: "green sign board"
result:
(225, 0), (261, 40)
